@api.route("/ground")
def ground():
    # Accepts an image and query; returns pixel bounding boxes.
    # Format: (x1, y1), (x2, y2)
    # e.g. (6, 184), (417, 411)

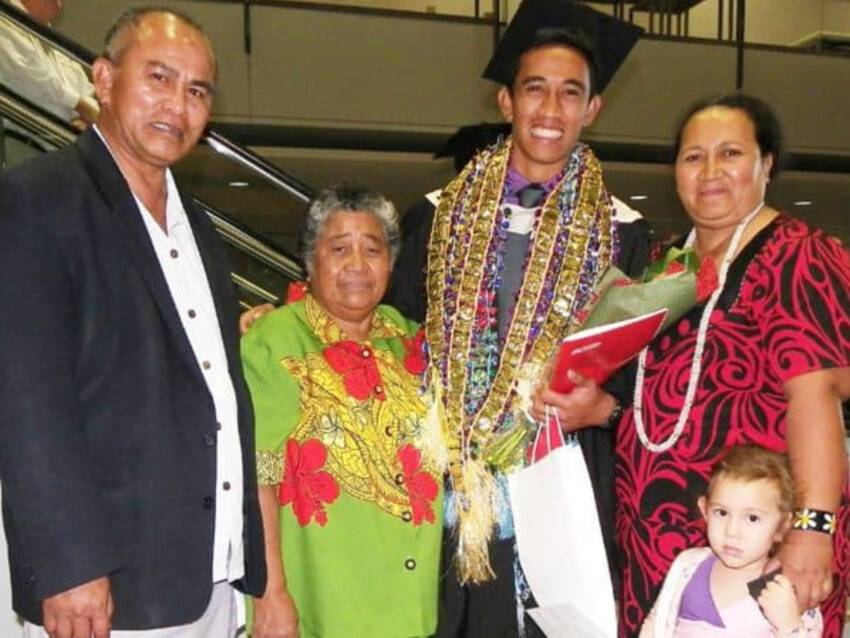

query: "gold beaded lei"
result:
(424, 137), (614, 582)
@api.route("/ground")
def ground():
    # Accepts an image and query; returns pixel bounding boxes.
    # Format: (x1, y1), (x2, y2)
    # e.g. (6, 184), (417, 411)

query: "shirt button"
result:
(202, 496), (214, 510)
(188, 309), (197, 319)
(170, 249), (179, 259)
(223, 481), (231, 491)
(384, 426), (393, 437)
(216, 422), (222, 431)
(401, 511), (412, 522)
(394, 474), (404, 486)
(361, 348), (371, 358)
(374, 385), (383, 394)
(404, 558), (416, 570)
(203, 432), (216, 447)
(202, 361), (211, 370)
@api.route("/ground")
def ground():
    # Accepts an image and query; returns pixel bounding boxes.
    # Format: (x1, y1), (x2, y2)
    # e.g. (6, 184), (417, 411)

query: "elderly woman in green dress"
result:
(242, 184), (442, 638)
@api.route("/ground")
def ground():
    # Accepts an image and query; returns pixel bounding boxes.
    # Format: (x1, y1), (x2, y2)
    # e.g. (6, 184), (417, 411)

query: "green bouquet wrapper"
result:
(568, 246), (717, 337)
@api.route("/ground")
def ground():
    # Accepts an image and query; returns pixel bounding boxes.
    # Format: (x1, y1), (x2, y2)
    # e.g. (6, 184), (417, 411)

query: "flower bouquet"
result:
(548, 246), (718, 394)
(482, 247), (717, 472)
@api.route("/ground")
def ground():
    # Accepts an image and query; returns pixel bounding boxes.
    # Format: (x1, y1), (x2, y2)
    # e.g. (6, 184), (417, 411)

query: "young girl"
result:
(640, 444), (823, 638)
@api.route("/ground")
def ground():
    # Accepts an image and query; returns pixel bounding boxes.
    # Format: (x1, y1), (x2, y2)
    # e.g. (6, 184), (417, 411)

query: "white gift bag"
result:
(507, 409), (617, 638)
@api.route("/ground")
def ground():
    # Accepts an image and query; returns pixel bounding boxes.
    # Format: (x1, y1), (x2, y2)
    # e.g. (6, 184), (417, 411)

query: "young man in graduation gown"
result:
(384, 1), (650, 636)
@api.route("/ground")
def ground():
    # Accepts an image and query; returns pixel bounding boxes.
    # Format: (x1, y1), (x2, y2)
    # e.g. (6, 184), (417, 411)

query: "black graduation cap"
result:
(482, 0), (643, 93)
(435, 122), (512, 172)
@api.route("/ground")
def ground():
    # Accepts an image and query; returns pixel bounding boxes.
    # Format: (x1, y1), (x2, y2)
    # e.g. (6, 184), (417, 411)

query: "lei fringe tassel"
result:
(454, 458), (503, 584)
(420, 373), (449, 474)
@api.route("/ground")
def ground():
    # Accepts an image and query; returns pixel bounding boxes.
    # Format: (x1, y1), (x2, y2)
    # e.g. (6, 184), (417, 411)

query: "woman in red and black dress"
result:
(534, 93), (849, 638)
(615, 94), (850, 637)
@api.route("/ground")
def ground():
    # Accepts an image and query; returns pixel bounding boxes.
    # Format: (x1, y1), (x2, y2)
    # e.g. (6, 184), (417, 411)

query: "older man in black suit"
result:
(0, 7), (265, 638)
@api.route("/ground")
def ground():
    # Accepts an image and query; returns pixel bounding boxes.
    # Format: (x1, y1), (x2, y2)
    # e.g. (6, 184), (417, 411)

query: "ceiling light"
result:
(793, 200), (813, 206)
(629, 195), (648, 201)
(228, 180), (250, 188)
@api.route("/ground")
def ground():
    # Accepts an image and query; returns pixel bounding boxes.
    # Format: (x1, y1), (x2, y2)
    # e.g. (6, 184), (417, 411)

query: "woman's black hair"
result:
(674, 93), (784, 179)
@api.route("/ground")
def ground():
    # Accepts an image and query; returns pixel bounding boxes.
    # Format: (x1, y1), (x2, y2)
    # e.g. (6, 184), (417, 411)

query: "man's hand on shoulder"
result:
(240, 303), (275, 335)
(43, 576), (112, 638)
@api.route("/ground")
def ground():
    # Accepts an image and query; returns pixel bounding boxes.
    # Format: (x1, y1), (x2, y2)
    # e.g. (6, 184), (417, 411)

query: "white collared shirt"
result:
(1, 0), (94, 120)
(94, 128), (245, 583)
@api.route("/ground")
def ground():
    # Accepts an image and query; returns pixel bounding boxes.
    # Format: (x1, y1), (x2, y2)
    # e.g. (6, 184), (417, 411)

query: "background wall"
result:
(54, 0), (850, 156)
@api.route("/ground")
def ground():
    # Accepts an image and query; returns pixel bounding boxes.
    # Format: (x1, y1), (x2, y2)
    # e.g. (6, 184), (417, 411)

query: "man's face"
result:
(498, 45), (601, 183)
(92, 13), (215, 171)
(23, 0), (62, 25)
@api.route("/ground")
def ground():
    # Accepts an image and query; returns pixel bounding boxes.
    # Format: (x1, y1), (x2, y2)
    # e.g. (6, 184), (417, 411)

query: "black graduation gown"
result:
(384, 193), (651, 588)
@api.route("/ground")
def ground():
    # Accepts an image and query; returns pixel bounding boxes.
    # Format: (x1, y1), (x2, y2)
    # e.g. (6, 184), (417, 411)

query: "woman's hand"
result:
(530, 370), (617, 432)
(758, 573), (802, 634)
(780, 367), (848, 611)
(252, 588), (300, 638)
(240, 303), (275, 335)
(774, 529), (834, 611)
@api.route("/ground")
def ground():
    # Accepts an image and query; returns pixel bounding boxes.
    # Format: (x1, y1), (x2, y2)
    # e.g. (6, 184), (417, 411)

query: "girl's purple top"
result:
(679, 554), (725, 627)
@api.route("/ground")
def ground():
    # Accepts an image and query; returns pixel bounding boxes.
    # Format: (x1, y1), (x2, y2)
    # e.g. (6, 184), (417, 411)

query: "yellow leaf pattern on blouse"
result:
(279, 296), (431, 520)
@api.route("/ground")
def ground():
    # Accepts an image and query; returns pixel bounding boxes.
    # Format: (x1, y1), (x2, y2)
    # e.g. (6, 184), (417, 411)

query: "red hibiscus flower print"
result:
(279, 438), (340, 526)
(695, 257), (719, 303)
(285, 281), (307, 304)
(398, 444), (438, 525)
(403, 329), (427, 376)
(323, 341), (386, 401)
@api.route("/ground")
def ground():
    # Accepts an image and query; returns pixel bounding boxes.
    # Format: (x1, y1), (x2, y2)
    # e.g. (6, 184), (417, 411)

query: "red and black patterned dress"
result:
(614, 215), (850, 638)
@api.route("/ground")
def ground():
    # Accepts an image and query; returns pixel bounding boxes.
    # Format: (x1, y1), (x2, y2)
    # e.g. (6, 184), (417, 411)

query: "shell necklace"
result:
(633, 202), (764, 453)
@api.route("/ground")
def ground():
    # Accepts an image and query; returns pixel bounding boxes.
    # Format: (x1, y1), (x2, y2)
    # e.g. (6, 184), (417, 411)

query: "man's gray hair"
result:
(302, 183), (401, 276)
(102, 6), (217, 77)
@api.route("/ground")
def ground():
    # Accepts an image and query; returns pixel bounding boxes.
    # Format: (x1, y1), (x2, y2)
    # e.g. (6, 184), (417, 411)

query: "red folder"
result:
(549, 308), (668, 393)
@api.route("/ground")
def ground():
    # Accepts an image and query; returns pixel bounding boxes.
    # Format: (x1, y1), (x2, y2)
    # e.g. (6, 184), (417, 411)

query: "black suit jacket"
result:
(0, 130), (265, 628)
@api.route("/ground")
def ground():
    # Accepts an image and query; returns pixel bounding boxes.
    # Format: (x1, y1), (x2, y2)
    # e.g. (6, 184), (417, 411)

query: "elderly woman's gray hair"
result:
(302, 183), (401, 276)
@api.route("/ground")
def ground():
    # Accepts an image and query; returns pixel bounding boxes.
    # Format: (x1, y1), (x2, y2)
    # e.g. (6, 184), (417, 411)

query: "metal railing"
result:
(180, 0), (850, 51)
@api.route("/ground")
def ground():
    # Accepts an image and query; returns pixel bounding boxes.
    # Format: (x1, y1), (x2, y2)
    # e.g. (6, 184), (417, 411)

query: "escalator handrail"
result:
(193, 198), (303, 279)
(0, 85), (77, 146)
(203, 129), (312, 203)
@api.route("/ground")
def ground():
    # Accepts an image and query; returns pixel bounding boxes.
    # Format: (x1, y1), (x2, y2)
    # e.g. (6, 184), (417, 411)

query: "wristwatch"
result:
(603, 396), (624, 429)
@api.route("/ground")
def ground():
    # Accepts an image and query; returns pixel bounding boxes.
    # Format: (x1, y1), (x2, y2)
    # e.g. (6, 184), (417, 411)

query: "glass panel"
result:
(172, 144), (308, 255)
(252, 0), (485, 19)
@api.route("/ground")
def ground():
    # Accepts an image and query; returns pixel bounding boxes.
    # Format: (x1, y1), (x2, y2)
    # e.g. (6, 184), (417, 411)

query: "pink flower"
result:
(279, 439), (340, 526)
(398, 445), (438, 525)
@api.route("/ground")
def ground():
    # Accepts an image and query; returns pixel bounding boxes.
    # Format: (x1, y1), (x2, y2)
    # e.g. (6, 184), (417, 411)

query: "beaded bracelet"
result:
(792, 508), (836, 536)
